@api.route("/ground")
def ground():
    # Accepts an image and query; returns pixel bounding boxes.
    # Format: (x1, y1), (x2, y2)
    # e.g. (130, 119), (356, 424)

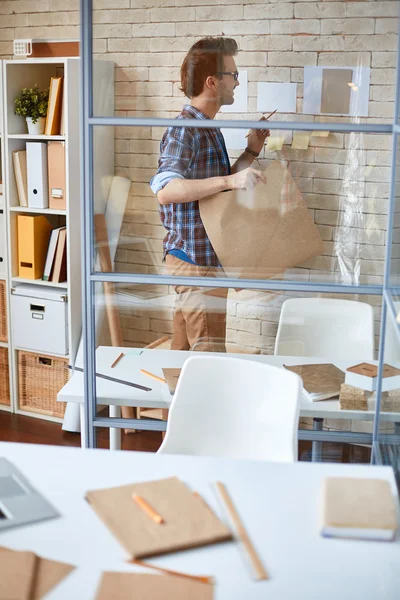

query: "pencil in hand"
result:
(245, 109), (277, 138)
(132, 493), (165, 524)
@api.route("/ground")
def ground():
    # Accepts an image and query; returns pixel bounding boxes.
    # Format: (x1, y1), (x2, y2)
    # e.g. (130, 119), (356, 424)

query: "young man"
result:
(150, 37), (269, 352)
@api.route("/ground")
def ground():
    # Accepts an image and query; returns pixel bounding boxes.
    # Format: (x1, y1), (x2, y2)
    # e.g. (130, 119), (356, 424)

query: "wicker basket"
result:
(0, 280), (7, 343)
(0, 347), (10, 406)
(18, 351), (68, 417)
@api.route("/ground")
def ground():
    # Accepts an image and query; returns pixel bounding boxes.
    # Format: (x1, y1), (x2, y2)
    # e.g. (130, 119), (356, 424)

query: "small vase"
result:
(26, 116), (45, 135)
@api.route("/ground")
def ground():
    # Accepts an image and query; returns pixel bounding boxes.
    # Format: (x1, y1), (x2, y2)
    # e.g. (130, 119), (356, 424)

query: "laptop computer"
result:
(0, 458), (59, 531)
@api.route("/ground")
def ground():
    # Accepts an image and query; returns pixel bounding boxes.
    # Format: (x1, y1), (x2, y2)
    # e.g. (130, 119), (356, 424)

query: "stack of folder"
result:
(13, 142), (66, 210)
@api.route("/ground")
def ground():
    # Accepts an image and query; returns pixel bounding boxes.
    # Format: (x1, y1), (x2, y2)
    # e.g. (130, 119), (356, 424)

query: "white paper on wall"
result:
(221, 71), (248, 113)
(303, 66), (370, 117)
(257, 82), (297, 113)
(221, 127), (248, 150)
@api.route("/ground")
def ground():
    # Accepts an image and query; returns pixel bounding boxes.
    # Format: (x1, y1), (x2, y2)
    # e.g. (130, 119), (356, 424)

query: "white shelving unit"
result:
(0, 60), (12, 413)
(0, 57), (114, 423)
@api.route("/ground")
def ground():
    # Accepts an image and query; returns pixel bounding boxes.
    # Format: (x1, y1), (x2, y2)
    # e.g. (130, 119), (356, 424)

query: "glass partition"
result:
(81, 0), (400, 463)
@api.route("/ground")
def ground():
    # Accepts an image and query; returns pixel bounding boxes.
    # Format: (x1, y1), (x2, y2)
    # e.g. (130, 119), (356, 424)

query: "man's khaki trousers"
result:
(166, 254), (228, 352)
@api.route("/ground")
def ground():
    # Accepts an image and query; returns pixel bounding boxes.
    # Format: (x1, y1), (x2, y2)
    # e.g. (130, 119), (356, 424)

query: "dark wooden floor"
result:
(0, 412), (371, 463)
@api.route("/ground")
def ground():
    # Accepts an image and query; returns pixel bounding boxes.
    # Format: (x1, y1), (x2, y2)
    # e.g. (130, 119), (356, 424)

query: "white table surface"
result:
(58, 347), (400, 422)
(1, 442), (399, 599)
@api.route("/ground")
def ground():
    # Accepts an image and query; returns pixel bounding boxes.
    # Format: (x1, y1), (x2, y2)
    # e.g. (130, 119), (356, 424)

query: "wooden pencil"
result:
(140, 369), (167, 384)
(215, 481), (268, 581)
(111, 352), (124, 368)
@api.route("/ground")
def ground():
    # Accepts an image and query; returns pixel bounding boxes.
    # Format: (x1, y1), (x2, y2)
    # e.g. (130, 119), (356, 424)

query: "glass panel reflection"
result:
(94, 126), (391, 287)
(88, 283), (379, 462)
(91, 1), (398, 121)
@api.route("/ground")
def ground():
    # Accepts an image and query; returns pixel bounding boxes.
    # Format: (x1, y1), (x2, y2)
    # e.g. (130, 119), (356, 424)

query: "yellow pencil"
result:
(132, 493), (164, 524)
(140, 369), (167, 384)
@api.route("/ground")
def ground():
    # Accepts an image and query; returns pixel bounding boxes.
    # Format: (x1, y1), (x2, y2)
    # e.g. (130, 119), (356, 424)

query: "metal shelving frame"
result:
(80, 0), (400, 455)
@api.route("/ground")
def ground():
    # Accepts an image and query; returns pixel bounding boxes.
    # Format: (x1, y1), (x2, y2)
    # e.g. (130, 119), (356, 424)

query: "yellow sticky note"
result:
(291, 132), (310, 150)
(311, 131), (330, 137)
(265, 136), (285, 151)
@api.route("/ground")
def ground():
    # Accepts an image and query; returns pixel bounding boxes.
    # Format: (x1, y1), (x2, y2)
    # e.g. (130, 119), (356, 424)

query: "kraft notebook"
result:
(96, 572), (213, 600)
(321, 478), (398, 541)
(86, 476), (232, 559)
(284, 363), (345, 401)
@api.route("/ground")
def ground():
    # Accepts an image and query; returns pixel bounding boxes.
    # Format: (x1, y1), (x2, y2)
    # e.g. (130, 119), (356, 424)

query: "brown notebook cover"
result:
(96, 572), (213, 600)
(86, 477), (232, 559)
(0, 547), (38, 600)
(284, 363), (345, 400)
(162, 368), (181, 394)
(321, 477), (398, 540)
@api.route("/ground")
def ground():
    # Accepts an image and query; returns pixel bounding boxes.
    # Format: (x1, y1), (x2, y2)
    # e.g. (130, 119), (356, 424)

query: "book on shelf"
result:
(42, 226), (64, 281)
(284, 363), (345, 402)
(12, 150), (28, 207)
(45, 76), (64, 136)
(51, 227), (67, 283)
(321, 477), (398, 541)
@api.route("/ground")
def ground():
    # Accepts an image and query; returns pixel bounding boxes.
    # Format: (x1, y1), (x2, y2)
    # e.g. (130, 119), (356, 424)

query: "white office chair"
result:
(274, 297), (375, 455)
(158, 355), (302, 462)
(274, 298), (375, 360)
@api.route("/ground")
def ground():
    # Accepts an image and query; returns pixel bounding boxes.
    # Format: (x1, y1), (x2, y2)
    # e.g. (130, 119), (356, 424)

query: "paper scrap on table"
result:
(265, 136), (285, 151)
(221, 70), (248, 113)
(257, 82), (297, 113)
(292, 132), (310, 150)
(125, 349), (143, 356)
(311, 131), (330, 137)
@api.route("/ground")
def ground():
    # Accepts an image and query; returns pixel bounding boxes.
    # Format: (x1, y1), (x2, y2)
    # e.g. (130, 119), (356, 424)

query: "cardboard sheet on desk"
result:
(96, 572), (213, 600)
(0, 547), (75, 600)
(0, 548), (37, 600)
(85, 476), (232, 559)
(284, 364), (345, 397)
(199, 160), (324, 279)
(162, 368), (181, 394)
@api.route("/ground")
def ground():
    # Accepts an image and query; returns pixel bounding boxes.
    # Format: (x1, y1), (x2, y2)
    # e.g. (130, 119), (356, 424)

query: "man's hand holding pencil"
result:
(245, 109), (276, 155)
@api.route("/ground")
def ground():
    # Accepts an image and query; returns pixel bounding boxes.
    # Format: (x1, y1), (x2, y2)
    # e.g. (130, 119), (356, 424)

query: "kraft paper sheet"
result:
(86, 477), (232, 559)
(199, 160), (324, 279)
(96, 572), (213, 600)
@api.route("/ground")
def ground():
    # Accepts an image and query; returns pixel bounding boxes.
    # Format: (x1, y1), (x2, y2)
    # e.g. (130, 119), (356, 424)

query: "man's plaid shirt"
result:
(150, 105), (231, 267)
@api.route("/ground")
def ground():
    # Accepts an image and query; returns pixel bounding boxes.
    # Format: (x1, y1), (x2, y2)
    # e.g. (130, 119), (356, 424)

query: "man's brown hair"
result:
(180, 37), (238, 98)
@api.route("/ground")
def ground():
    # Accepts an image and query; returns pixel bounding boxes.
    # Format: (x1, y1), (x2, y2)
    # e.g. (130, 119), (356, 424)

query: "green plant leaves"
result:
(14, 84), (49, 124)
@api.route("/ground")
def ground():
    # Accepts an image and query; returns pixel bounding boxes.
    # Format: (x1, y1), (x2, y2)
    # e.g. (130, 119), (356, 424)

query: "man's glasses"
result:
(216, 71), (239, 81)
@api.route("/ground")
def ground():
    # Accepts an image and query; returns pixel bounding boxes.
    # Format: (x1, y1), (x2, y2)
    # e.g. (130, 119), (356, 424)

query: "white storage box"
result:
(11, 284), (68, 355)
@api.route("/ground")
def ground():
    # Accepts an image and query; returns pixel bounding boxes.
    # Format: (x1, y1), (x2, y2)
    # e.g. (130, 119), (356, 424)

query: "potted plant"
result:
(14, 84), (49, 134)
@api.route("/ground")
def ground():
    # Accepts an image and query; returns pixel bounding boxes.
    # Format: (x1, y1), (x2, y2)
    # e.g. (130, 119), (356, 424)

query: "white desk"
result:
(58, 347), (400, 450)
(1, 442), (399, 599)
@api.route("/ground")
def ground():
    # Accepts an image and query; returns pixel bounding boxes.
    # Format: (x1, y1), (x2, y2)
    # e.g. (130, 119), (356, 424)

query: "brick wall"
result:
(0, 0), (396, 353)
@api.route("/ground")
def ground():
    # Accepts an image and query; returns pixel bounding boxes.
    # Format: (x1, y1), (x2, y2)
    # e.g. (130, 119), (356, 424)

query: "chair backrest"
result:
(274, 298), (375, 360)
(158, 355), (302, 462)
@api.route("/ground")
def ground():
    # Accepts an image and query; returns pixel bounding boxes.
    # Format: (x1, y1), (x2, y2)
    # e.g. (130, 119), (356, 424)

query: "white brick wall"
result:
(0, 1), (396, 353)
